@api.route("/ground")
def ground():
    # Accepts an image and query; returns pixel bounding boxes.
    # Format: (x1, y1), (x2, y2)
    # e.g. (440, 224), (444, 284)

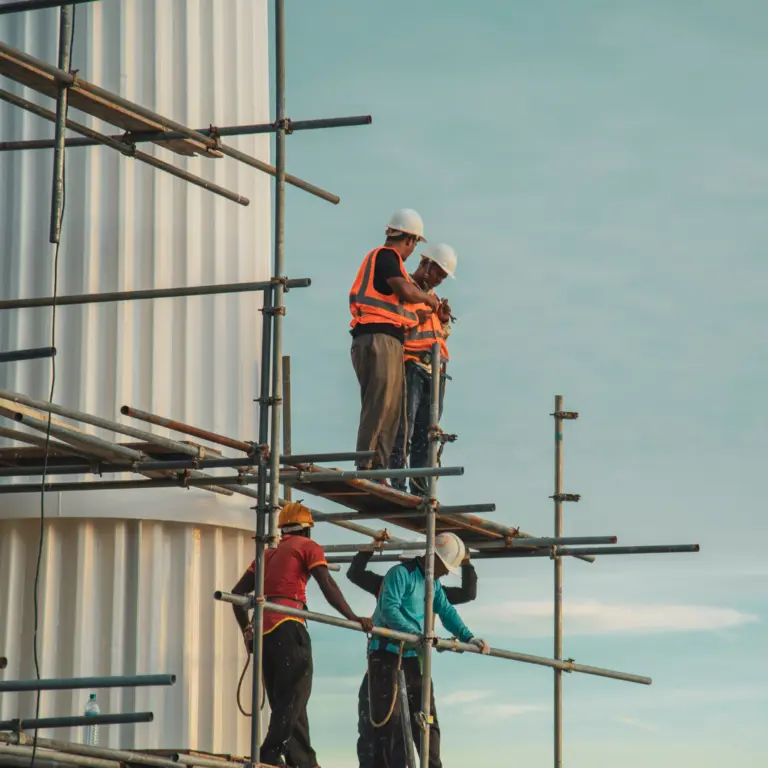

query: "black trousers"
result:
(368, 650), (441, 768)
(261, 621), (317, 768)
(357, 673), (406, 768)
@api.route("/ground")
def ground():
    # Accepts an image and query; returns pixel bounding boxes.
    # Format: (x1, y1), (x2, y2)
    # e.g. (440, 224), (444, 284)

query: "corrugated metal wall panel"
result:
(0, 518), (265, 752)
(0, 0), (271, 457)
(0, 0), (272, 753)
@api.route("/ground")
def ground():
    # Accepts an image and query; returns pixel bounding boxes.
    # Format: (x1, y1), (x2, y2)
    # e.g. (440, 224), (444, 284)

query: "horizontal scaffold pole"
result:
(0, 41), (342, 203)
(0, 278), (311, 311)
(0, 346), (56, 363)
(0, 0), (98, 15)
(0, 712), (153, 731)
(212, 593), (652, 685)
(324, 543), (700, 564)
(0, 452), (377, 479)
(320, 536), (620, 554)
(0, 115), (373, 151)
(311, 503), (496, 523)
(0, 88), (250, 206)
(0, 467), (463, 495)
(0, 674), (175, 693)
(0, 733), (179, 768)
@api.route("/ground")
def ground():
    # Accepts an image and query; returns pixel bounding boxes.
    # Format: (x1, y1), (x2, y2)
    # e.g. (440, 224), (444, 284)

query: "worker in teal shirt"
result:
(366, 532), (490, 768)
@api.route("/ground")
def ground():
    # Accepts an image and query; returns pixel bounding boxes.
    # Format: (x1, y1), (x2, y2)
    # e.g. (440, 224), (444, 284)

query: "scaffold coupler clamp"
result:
(550, 493), (581, 503)
(260, 304), (286, 317)
(274, 117), (294, 135)
(207, 124), (223, 151)
(551, 410), (579, 420)
(271, 275), (291, 292)
(438, 637), (462, 654)
(564, 658), (576, 673)
(416, 711), (434, 731)
(254, 394), (282, 406)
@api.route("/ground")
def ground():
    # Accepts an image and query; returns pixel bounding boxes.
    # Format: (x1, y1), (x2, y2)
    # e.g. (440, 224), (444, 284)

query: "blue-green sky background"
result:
(269, 2), (767, 765)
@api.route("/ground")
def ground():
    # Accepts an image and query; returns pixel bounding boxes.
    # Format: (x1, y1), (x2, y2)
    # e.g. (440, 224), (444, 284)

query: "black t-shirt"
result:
(351, 248), (407, 343)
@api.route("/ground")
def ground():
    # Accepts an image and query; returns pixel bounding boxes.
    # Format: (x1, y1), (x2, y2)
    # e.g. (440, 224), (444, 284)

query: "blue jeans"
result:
(389, 362), (445, 494)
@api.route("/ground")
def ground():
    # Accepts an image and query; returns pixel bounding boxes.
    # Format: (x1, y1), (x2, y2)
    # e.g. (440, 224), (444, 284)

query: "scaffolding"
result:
(0, 2), (701, 767)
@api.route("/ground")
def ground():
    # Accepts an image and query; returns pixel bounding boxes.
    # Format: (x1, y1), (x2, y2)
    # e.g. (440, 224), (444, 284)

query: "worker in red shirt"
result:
(231, 502), (373, 768)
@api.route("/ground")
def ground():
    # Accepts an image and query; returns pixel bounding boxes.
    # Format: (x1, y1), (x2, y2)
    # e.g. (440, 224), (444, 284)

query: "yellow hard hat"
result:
(278, 501), (314, 531)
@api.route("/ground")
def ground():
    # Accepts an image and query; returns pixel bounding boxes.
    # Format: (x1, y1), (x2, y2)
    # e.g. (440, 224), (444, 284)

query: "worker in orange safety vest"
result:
(389, 243), (457, 496)
(349, 209), (441, 475)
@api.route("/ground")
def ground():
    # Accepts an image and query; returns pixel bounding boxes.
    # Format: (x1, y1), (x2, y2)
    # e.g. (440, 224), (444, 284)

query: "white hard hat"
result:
(421, 242), (457, 279)
(435, 532), (466, 575)
(386, 208), (426, 242)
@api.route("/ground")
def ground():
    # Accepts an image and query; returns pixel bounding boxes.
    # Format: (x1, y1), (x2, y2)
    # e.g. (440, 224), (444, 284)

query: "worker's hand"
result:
(469, 637), (491, 655)
(437, 298), (452, 324)
(373, 528), (391, 542)
(425, 293), (441, 312)
(243, 625), (253, 652)
(357, 616), (374, 633)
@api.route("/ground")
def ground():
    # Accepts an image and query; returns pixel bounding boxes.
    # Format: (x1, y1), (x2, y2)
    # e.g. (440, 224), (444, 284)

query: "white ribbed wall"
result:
(0, 0), (271, 753)
(0, 518), (265, 751)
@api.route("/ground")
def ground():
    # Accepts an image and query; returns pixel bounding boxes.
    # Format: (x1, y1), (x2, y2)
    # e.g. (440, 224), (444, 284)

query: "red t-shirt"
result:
(248, 534), (327, 634)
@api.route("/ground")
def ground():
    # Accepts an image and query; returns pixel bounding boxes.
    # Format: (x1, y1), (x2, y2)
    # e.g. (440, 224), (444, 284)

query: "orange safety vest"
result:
(349, 247), (419, 330)
(404, 296), (450, 363)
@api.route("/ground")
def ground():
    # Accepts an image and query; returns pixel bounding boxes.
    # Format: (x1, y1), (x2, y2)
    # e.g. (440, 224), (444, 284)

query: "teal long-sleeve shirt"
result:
(369, 558), (474, 657)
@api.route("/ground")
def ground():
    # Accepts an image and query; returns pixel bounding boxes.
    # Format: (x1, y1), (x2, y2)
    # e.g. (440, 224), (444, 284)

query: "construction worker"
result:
(347, 532), (478, 768)
(349, 209), (442, 475)
(366, 532), (490, 768)
(230, 501), (373, 768)
(388, 243), (457, 496)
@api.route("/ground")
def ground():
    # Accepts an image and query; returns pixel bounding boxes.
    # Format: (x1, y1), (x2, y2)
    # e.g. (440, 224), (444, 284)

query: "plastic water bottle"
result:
(83, 693), (100, 746)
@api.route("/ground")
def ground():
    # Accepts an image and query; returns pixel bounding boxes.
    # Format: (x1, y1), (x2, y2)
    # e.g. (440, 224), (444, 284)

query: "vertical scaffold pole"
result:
(554, 394), (564, 768)
(49, 4), (73, 243)
(282, 355), (292, 502)
(250, 1), (287, 763)
(419, 342), (441, 766)
(267, 0), (287, 547)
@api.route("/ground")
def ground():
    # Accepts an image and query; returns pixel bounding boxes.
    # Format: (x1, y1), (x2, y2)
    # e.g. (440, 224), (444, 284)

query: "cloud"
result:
(462, 601), (759, 637)
(441, 690), (493, 706)
(616, 717), (657, 732)
(312, 675), (363, 690)
(462, 703), (548, 723)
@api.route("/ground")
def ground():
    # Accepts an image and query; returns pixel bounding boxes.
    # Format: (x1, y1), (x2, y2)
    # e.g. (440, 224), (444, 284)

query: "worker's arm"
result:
(231, 567), (255, 632)
(443, 562), (478, 606)
(378, 565), (423, 636)
(347, 551), (384, 597)
(433, 581), (474, 643)
(312, 565), (372, 630)
(387, 276), (440, 311)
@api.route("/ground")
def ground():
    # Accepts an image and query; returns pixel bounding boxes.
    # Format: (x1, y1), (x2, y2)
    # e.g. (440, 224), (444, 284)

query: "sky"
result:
(264, 1), (768, 766)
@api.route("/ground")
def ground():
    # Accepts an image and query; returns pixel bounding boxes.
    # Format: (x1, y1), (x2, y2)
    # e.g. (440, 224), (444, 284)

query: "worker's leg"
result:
(351, 334), (403, 470)
(389, 361), (423, 491)
(403, 659), (442, 768)
(368, 650), (401, 768)
(261, 622), (316, 767)
(375, 335), (405, 472)
(407, 368), (432, 497)
(357, 673), (375, 768)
